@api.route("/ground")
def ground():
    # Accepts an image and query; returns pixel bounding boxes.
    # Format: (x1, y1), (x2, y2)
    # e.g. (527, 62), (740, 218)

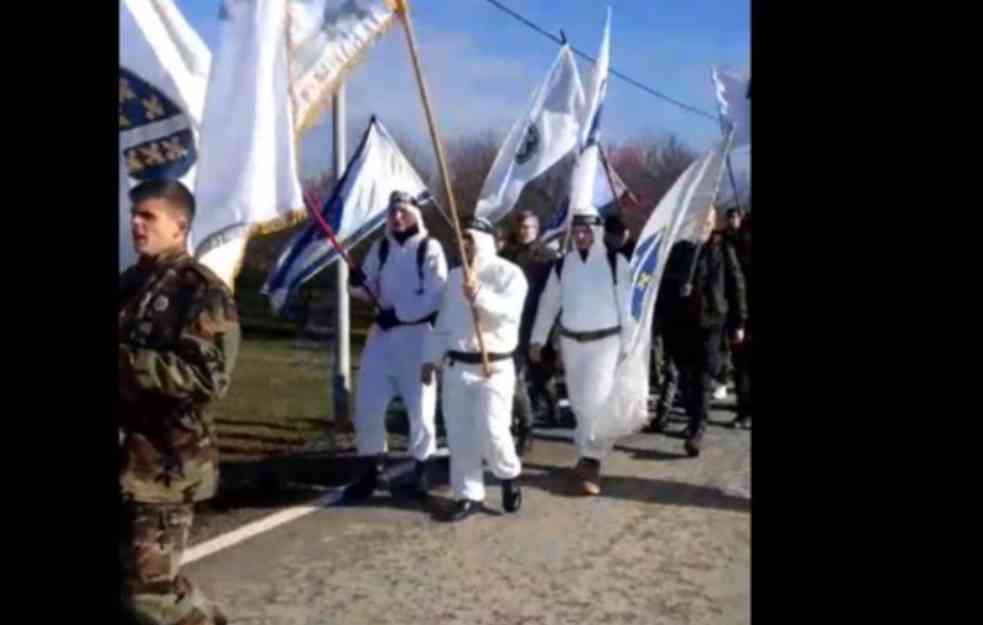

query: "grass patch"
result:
(214, 333), (368, 462)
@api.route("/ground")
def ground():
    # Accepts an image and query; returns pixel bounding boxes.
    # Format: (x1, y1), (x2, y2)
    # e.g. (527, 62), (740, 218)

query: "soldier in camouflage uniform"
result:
(119, 179), (240, 625)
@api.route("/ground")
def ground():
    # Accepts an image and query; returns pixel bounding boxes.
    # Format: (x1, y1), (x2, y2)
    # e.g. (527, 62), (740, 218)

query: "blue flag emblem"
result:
(630, 227), (666, 321)
(119, 68), (197, 182)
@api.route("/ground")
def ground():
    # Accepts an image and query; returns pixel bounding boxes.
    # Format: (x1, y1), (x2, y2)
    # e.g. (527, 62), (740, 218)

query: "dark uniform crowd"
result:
(118, 179), (751, 624)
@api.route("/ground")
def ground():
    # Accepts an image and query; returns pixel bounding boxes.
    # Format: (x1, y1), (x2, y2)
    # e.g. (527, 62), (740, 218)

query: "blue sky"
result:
(174, 0), (749, 181)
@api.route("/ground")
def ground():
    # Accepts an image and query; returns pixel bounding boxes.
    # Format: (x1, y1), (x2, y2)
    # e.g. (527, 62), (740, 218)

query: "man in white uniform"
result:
(422, 218), (528, 522)
(530, 212), (632, 495)
(346, 190), (448, 501)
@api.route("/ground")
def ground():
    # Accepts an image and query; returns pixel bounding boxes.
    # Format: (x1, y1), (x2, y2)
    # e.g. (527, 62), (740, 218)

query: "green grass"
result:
(214, 332), (369, 463)
(213, 276), (390, 463)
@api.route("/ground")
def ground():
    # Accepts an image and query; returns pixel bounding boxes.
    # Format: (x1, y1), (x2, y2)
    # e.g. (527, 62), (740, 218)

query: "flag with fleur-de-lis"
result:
(119, 0), (211, 272)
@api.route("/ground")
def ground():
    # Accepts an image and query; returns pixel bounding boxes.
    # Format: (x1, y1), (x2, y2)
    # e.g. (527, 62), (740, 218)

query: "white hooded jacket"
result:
(426, 228), (528, 363)
(531, 226), (632, 345)
(352, 203), (447, 323)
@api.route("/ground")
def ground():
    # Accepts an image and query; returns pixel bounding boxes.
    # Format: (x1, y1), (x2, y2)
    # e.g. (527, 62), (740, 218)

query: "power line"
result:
(482, 0), (719, 121)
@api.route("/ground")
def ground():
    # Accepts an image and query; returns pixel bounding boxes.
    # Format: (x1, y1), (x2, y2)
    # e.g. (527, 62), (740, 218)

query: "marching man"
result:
(346, 190), (448, 501)
(530, 211), (632, 495)
(422, 217), (528, 522)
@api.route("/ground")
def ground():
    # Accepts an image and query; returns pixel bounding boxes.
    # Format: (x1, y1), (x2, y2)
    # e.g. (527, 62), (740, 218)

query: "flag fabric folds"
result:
(474, 44), (585, 225)
(263, 118), (430, 315)
(191, 0), (397, 288)
(712, 66), (750, 149)
(289, 0), (399, 134)
(590, 132), (733, 443)
(119, 0), (211, 272)
(540, 7), (611, 242)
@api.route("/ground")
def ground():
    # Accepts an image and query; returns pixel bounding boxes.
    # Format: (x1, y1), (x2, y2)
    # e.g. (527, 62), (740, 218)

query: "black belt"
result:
(558, 323), (621, 343)
(447, 350), (514, 365)
(390, 312), (438, 328)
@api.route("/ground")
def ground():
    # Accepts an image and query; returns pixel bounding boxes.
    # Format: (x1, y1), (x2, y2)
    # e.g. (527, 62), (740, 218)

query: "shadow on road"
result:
(519, 462), (750, 514)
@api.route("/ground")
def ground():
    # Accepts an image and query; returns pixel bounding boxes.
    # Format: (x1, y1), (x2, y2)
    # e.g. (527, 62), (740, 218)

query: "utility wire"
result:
(482, 0), (719, 121)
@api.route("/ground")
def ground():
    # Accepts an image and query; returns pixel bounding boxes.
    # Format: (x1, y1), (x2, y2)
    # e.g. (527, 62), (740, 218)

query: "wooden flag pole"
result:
(394, 0), (491, 377)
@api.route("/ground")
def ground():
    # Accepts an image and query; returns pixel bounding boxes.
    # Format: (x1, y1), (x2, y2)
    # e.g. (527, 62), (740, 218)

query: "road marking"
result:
(182, 447), (452, 565)
(182, 486), (345, 565)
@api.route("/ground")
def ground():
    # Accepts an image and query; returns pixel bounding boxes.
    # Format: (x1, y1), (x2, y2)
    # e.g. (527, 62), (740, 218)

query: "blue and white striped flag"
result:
(262, 117), (429, 315)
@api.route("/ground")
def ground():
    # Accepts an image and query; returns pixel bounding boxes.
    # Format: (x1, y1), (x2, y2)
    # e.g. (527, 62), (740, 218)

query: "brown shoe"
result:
(574, 459), (601, 496)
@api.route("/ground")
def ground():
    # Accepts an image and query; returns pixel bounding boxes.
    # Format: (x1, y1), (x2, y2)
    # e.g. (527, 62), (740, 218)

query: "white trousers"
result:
(560, 334), (620, 461)
(354, 324), (437, 461)
(442, 358), (522, 502)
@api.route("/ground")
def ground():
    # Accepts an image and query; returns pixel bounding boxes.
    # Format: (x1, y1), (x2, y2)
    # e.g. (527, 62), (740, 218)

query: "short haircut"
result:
(515, 210), (539, 227)
(129, 179), (196, 224)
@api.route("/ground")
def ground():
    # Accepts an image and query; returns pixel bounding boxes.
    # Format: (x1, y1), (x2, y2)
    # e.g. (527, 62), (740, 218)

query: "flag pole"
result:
(303, 189), (384, 310)
(333, 85), (352, 432)
(682, 129), (736, 292)
(394, 0), (492, 377)
(598, 143), (629, 219)
(724, 153), (745, 215)
(711, 68), (748, 214)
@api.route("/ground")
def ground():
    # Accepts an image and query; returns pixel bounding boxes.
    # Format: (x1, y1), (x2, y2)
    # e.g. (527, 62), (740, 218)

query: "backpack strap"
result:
(415, 236), (431, 293)
(377, 237), (390, 270)
(378, 235), (431, 294)
(606, 248), (618, 286)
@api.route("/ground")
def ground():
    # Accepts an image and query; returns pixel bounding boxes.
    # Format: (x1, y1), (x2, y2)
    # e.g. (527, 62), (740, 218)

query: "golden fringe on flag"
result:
(289, 0), (401, 136)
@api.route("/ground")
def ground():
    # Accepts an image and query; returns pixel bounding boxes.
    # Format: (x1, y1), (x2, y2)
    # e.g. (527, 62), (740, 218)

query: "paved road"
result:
(187, 405), (750, 625)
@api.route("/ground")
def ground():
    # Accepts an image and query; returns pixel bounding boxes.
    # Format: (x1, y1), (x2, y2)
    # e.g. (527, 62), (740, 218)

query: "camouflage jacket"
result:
(118, 248), (240, 504)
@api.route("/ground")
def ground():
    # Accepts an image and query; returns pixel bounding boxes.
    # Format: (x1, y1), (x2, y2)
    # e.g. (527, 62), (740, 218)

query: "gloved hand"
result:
(376, 308), (399, 331)
(348, 267), (367, 288)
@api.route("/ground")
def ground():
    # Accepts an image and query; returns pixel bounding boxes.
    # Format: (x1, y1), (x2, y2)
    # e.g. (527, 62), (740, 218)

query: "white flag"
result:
(475, 45), (585, 225)
(590, 132), (732, 443)
(540, 8), (611, 242)
(191, 0), (308, 289)
(263, 118), (429, 315)
(713, 66), (750, 149)
(579, 6), (611, 149)
(119, 0), (210, 272)
(290, 0), (399, 134)
(192, 0), (398, 289)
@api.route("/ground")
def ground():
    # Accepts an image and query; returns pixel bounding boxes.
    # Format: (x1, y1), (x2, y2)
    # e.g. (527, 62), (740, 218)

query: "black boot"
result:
(446, 499), (477, 522)
(502, 479), (522, 513)
(645, 405), (670, 433)
(514, 423), (533, 456)
(343, 456), (382, 503)
(684, 424), (705, 458)
(412, 459), (431, 498)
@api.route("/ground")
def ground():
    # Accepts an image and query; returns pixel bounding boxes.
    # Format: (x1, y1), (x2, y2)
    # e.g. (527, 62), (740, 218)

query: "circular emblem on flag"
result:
(154, 295), (169, 313)
(515, 123), (540, 164)
(119, 67), (197, 182)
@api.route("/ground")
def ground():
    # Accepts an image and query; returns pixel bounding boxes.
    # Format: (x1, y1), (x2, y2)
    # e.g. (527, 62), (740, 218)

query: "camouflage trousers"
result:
(120, 502), (226, 625)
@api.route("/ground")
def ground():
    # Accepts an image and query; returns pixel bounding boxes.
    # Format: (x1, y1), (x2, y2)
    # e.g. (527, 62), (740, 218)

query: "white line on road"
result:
(182, 486), (345, 565)
(182, 447), (453, 565)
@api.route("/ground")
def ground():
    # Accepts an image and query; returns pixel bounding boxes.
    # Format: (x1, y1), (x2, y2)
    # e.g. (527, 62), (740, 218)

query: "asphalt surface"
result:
(186, 400), (750, 625)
